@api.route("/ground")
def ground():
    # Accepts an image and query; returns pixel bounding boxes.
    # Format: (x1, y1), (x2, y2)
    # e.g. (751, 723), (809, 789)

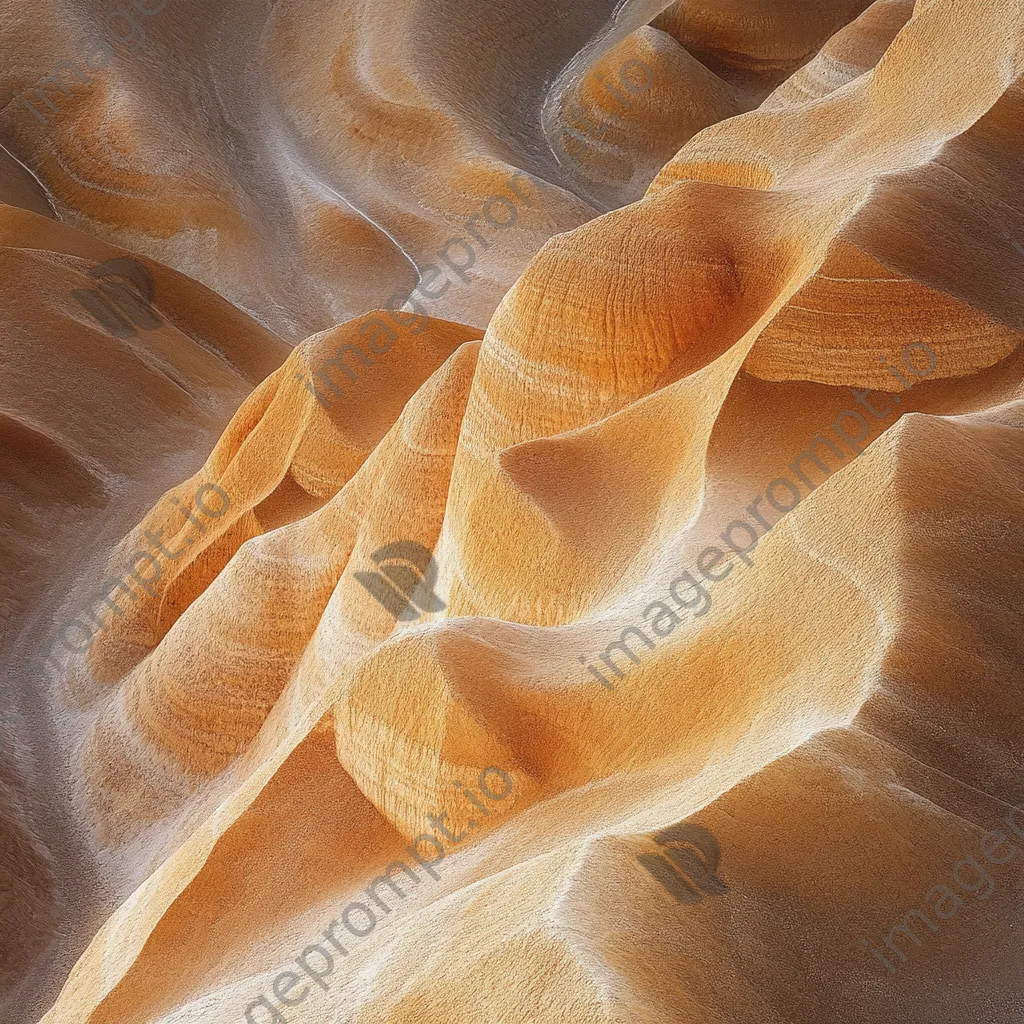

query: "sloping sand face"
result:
(1, 0), (1023, 1022)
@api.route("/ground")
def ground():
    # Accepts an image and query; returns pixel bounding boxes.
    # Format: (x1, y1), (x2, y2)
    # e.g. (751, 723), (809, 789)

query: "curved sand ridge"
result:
(0, 0), (596, 338)
(653, 0), (877, 102)
(0, 0), (824, 338)
(654, 0), (1024, 387)
(0, 0), (1021, 1022)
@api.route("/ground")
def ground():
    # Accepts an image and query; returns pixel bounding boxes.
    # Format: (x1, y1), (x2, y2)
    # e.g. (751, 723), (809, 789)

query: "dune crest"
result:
(1, 0), (1023, 1022)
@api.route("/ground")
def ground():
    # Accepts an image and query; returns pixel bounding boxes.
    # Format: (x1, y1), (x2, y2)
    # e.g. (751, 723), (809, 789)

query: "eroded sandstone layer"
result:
(1, 1), (1023, 1022)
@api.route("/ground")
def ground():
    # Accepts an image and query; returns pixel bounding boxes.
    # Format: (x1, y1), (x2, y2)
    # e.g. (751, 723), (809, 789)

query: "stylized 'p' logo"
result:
(637, 822), (727, 905)
(354, 541), (447, 621)
(72, 258), (162, 339)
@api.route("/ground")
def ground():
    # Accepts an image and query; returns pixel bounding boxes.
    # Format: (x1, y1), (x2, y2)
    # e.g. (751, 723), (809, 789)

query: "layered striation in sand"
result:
(1, 0), (1023, 1022)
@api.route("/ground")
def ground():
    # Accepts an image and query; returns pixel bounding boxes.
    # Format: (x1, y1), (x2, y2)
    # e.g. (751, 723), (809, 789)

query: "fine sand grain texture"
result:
(1, 1), (1023, 1022)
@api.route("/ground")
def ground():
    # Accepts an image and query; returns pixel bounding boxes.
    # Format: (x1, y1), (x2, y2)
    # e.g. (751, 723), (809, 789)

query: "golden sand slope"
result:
(1, 0), (1023, 1022)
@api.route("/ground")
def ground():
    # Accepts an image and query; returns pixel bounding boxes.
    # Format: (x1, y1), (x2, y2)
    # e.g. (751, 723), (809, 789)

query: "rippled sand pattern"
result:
(1, 0), (1023, 1022)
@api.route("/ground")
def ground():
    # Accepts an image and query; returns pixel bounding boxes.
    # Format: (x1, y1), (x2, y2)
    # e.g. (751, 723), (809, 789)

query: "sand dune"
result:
(1, 0), (1023, 1021)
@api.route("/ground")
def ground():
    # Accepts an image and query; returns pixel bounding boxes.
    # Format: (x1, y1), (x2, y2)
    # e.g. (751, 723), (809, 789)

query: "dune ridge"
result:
(0, 0), (1023, 1022)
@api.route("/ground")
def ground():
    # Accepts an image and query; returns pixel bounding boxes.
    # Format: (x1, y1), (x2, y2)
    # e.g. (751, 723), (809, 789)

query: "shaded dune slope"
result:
(0, 0), (864, 337)
(0, 204), (289, 1023)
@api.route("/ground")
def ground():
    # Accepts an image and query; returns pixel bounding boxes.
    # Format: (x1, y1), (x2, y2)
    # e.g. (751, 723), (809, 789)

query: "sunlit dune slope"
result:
(0, 0), (1022, 1023)
(652, 0), (1024, 389)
